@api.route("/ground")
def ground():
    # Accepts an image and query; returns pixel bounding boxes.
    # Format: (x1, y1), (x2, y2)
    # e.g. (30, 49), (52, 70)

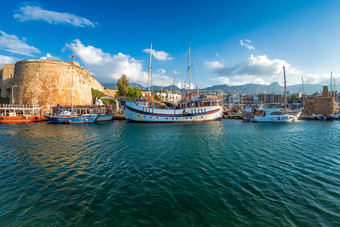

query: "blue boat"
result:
(46, 112), (98, 124)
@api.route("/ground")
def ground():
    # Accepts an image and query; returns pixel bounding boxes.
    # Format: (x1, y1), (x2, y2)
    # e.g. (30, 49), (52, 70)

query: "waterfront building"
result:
(257, 93), (283, 104)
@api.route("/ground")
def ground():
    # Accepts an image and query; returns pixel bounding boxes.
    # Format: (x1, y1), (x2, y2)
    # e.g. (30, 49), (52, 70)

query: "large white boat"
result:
(122, 100), (223, 123)
(251, 108), (301, 123)
(122, 44), (224, 123)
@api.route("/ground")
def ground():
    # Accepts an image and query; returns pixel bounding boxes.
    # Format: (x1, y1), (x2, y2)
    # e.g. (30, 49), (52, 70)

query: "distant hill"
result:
(203, 82), (325, 94)
(102, 81), (325, 95)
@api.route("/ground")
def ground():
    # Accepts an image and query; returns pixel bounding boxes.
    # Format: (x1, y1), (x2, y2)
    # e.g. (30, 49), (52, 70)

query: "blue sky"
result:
(0, 0), (339, 88)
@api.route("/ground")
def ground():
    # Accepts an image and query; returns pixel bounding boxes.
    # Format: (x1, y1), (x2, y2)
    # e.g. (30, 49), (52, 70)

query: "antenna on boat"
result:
(147, 43), (152, 107)
(283, 66), (287, 112)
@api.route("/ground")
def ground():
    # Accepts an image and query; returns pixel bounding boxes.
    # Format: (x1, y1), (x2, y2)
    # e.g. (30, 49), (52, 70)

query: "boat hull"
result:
(46, 114), (98, 123)
(122, 101), (223, 123)
(0, 116), (45, 123)
(95, 114), (114, 121)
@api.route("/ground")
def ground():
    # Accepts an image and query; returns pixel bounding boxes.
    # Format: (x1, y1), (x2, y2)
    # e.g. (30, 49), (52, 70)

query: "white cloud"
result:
(143, 48), (173, 61)
(217, 55), (291, 77)
(14, 5), (96, 28)
(240, 39), (255, 50)
(205, 61), (224, 70)
(158, 68), (166, 74)
(0, 55), (18, 65)
(175, 81), (194, 89)
(302, 73), (335, 85)
(211, 54), (308, 85)
(0, 31), (40, 56)
(65, 39), (174, 86)
(40, 53), (60, 60)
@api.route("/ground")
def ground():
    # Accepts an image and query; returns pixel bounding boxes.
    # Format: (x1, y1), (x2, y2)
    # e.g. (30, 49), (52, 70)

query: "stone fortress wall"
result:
(304, 86), (335, 115)
(1, 60), (104, 113)
(0, 64), (15, 98)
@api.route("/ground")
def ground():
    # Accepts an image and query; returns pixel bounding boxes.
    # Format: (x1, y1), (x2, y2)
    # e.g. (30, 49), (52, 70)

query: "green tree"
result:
(117, 74), (129, 96)
(291, 94), (299, 103)
(126, 87), (143, 99)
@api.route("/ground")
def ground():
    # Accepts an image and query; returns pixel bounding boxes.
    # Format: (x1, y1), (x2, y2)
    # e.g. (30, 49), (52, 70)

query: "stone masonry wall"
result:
(0, 64), (15, 98)
(304, 97), (335, 115)
(12, 60), (104, 113)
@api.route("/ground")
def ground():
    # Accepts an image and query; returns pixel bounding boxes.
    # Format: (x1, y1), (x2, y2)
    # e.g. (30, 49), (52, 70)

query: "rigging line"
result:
(195, 58), (215, 87)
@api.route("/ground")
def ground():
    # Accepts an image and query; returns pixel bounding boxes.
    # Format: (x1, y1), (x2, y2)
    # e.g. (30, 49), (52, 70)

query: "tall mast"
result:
(147, 43), (152, 107)
(330, 71), (333, 97)
(71, 64), (74, 113)
(172, 74), (175, 104)
(49, 71), (52, 115)
(302, 76), (305, 104)
(283, 66), (287, 112)
(188, 46), (192, 100)
(161, 79), (163, 102)
(184, 81), (187, 101)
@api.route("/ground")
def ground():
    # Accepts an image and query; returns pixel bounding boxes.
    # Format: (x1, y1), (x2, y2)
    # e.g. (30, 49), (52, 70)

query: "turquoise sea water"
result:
(0, 120), (339, 226)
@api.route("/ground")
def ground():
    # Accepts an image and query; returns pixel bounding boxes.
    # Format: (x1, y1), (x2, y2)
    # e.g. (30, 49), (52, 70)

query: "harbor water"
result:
(0, 120), (339, 226)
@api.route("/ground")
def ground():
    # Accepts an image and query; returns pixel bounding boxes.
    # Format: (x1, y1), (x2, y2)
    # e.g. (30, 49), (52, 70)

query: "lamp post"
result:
(11, 85), (17, 104)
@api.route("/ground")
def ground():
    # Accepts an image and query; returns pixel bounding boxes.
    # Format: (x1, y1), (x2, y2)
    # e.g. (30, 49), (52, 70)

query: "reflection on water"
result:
(0, 120), (340, 226)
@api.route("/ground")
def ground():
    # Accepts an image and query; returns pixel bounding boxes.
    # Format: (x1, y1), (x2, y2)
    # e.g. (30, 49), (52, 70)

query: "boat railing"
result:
(0, 104), (41, 109)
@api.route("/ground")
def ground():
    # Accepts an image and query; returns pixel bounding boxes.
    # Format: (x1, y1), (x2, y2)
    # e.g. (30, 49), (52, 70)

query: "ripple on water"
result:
(0, 120), (340, 226)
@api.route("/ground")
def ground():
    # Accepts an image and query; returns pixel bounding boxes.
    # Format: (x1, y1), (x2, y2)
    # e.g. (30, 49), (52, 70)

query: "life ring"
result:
(22, 116), (26, 119)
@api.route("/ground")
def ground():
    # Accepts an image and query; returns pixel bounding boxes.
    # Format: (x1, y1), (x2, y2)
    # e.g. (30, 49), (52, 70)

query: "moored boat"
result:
(122, 100), (224, 123)
(46, 111), (98, 123)
(122, 44), (224, 123)
(251, 108), (301, 123)
(0, 104), (45, 123)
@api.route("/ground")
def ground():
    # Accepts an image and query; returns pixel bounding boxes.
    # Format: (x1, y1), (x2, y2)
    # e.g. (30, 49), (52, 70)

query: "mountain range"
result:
(102, 82), (328, 95)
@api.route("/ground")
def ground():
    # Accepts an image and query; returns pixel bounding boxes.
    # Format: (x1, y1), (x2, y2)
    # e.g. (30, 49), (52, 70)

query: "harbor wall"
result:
(11, 60), (104, 113)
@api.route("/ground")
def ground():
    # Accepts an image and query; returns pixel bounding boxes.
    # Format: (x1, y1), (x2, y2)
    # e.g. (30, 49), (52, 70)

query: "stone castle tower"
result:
(1, 59), (104, 113)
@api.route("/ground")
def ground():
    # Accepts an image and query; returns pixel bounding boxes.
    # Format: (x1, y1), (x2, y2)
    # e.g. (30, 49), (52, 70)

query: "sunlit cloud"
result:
(40, 53), (60, 60)
(65, 39), (174, 86)
(0, 55), (18, 65)
(143, 48), (173, 61)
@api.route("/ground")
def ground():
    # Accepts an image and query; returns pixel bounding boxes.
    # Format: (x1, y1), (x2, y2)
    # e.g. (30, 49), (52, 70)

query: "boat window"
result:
(270, 111), (284, 115)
